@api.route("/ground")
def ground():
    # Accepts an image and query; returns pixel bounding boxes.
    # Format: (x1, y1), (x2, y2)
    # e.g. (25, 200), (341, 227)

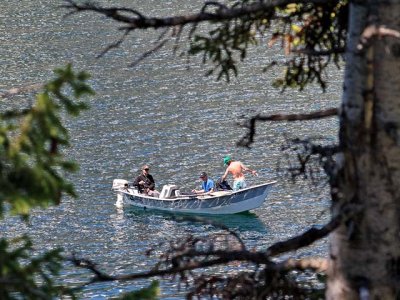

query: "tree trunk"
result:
(327, 1), (400, 299)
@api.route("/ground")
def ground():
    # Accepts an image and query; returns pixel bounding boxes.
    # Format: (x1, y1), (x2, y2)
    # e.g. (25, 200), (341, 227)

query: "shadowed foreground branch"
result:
(238, 108), (339, 147)
(69, 210), (350, 298)
(62, 0), (329, 29)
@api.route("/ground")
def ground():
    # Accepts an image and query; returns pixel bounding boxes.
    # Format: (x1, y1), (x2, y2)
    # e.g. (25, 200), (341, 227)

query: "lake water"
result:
(0, 1), (342, 298)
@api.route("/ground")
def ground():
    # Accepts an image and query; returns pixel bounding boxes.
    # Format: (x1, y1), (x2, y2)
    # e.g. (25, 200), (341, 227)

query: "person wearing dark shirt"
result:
(133, 165), (160, 197)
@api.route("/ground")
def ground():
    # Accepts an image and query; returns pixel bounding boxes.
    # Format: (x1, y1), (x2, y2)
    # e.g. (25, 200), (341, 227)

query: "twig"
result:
(171, 215), (246, 250)
(96, 29), (131, 58)
(172, 25), (184, 55)
(129, 39), (169, 67)
(62, 0), (145, 20)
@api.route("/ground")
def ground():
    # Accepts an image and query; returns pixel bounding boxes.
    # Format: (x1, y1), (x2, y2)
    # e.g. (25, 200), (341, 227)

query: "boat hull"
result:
(115, 181), (276, 215)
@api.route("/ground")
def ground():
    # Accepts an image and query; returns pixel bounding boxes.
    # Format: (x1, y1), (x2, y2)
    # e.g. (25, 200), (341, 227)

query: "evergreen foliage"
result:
(189, 1), (347, 89)
(0, 65), (93, 299)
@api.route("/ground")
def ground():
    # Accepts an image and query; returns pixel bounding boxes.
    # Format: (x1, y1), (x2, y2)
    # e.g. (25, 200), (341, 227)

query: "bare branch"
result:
(69, 209), (346, 286)
(62, 0), (329, 30)
(69, 251), (271, 284)
(277, 137), (340, 182)
(265, 203), (362, 257)
(62, 0), (145, 20)
(265, 218), (339, 257)
(69, 253), (113, 282)
(69, 240), (329, 287)
(255, 107), (339, 122)
(237, 108), (339, 147)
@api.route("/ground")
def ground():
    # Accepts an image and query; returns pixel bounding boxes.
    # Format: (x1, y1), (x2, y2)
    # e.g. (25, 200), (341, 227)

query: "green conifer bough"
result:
(0, 65), (93, 299)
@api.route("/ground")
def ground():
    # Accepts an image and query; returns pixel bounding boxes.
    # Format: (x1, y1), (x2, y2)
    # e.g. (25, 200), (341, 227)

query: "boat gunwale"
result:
(118, 180), (277, 202)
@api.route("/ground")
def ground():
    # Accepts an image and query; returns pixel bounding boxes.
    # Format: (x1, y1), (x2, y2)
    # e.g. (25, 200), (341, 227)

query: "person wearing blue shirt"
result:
(192, 172), (214, 195)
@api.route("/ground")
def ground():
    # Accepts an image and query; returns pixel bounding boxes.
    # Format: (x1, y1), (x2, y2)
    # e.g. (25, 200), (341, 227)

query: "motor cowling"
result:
(111, 179), (129, 191)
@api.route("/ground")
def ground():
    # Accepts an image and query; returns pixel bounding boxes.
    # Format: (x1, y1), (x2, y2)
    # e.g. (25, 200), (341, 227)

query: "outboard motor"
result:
(111, 179), (129, 208)
(111, 179), (129, 191)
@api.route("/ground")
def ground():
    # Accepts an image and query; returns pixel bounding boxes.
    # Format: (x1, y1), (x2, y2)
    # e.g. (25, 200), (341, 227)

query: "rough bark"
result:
(327, 1), (400, 299)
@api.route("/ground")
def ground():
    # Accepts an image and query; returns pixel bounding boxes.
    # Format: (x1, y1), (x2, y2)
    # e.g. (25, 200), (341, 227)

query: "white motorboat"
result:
(111, 179), (276, 215)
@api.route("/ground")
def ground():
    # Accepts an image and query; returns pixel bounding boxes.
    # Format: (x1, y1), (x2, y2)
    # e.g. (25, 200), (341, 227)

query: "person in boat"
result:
(192, 172), (215, 195)
(221, 156), (258, 191)
(133, 165), (160, 197)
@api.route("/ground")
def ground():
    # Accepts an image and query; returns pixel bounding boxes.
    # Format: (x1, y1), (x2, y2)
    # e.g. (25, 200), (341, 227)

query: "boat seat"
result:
(208, 191), (232, 197)
(160, 184), (180, 198)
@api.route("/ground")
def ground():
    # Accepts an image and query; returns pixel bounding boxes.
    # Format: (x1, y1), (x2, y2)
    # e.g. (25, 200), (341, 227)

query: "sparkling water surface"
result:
(1, 1), (341, 298)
